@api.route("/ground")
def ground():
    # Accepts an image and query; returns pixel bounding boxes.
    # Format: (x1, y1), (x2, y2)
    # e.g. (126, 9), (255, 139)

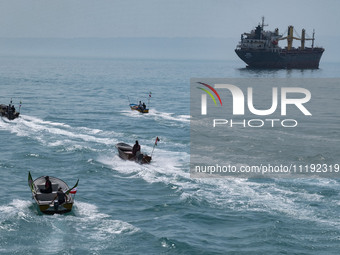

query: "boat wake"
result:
(98, 150), (340, 229)
(0, 115), (120, 152)
(120, 108), (190, 123)
(73, 201), (140, 235)
(1, 115), (339, 230)
(0, 199), (139, 253)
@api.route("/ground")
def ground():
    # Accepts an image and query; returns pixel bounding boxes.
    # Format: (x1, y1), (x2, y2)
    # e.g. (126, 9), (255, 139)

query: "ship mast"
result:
(259, 16), (268, 40)
(261, 16), (268, 30)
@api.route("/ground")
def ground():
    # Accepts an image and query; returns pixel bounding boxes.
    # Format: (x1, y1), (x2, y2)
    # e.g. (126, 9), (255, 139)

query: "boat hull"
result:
(129, 104), (149, 113)
(235, 48), (324, 69)
(34, 202), (73, 215)
(116, 142), (152, 164)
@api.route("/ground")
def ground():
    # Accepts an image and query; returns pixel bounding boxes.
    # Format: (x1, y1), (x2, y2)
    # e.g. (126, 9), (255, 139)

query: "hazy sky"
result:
(0, 0), (339, 38)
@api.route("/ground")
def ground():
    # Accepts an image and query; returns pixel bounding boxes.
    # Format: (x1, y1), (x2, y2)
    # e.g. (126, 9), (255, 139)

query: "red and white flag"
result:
(70, 187), (77, 194)
(155, 137), (160, 146)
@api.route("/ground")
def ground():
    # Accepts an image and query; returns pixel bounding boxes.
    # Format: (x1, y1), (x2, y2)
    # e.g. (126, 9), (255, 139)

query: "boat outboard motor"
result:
(137, 153), (144, 163)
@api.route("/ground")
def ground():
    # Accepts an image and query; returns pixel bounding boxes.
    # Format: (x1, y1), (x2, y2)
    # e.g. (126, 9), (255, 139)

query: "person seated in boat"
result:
(142, 102), (146, 110)
(40, 176), (52, 193)
(53, 187), (67, 205)
(138, 101), (143, 111)
(132, 140), (141, 157)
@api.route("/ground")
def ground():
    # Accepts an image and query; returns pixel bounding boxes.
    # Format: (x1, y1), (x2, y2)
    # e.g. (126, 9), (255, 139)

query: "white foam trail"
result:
(99, 147), (340, 229)
(22, 115), (72, 128)
(0, 199), (33, 228)
(3, 116), (338, 229)
(120, 109), (145, 118)
(0, 199), (139, 248)
(74, 201), (139, 234)
(120, 108), (190, 123)
(148, 109), (190, 123)
(0, 115), (120, 150)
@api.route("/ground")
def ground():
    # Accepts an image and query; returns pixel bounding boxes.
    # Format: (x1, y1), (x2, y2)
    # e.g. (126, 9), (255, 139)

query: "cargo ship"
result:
(235, 17), (324, 69)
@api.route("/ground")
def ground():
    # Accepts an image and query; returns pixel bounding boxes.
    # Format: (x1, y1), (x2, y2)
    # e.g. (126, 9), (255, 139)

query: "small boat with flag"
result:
(128, 92), (152, 114)
(129, 103), (149, 113)
(116, 142), (152, 164)
(0, 99), (21, 120)
(28, 172), (78, 215)
(115, 137), (160, 164)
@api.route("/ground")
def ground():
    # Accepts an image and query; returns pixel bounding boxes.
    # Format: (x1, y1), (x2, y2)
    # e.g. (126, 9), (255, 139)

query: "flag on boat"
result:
(28, 171), (35, 193)
(149, 92), (152, 97)
(66, 179), (79, 195)
(70, 187), (77, 194)
(155, 137), (160, 146)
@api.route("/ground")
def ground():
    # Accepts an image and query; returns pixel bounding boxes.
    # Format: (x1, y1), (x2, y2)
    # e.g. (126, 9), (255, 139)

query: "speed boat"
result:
(115, 142), (152, 164)
(0, 102), (20, 120)
(129, 103), (149, 113)
(28, 172), (78, 214)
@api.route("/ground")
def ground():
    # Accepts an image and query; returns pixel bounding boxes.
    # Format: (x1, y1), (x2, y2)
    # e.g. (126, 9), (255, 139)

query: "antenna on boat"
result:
(148, 92), (152, 109)
(312, 29), (315, 48)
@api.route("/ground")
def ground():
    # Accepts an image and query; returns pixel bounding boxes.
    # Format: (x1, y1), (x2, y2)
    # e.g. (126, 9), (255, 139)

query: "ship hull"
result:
(235, 48), (324, 69)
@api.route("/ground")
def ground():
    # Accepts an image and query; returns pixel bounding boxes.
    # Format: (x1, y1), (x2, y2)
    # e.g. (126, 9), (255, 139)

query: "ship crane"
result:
(278, 26), (316, 50)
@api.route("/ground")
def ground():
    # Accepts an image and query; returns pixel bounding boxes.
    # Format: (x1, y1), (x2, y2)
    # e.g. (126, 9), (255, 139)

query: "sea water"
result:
(0, 56), (339, 254)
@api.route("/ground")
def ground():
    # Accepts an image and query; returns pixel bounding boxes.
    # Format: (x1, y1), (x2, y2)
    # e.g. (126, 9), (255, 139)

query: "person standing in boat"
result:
(132, 140), (141, 158)
(54, 187), (67, 205)
(142, 102), (146, 110)
(40, 176), (52, 193)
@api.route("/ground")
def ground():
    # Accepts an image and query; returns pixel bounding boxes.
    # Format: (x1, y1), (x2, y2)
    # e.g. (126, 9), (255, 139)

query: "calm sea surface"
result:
(0, 56), (339, 254)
